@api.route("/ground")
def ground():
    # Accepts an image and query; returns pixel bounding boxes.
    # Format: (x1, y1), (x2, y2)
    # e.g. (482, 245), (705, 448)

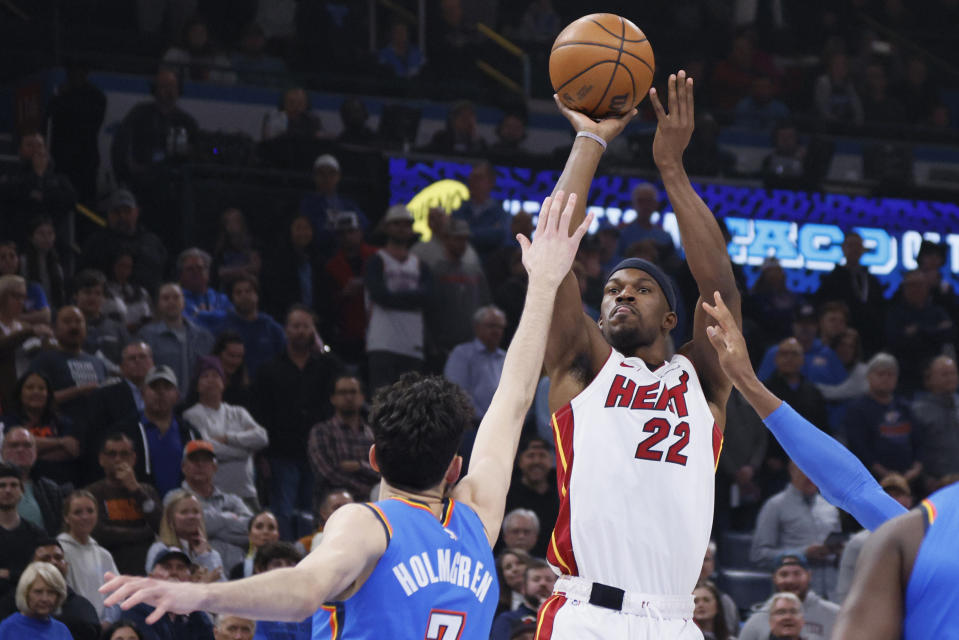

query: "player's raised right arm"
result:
(544, 98), (636, 377)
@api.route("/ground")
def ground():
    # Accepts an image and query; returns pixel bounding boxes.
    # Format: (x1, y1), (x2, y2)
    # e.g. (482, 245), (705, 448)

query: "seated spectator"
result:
(0, 132), (75, 247)
(766, 592), (805, 640)
(215, 275), (285, 377)
(844, 353), (921, 482)
(699, 543), (741, 632)
(426, 101), (487, 155)
(814, 52), (864, 125)
(230, 22), (288, 86)
(74, 269), (130, 373)
(0, 561), (73, 639)
(0, 463), (46, 598)
(816, 326), (868, 433)
(126, 547), (215, 640)
(616, 184), (676, 269)
(138, 284), (215, 390)
(56, 490), (118, 622)
(911, 355), (959, 490)
(22, 540), (100, 640)
(757, 304), (846, 387)
(261, 216), (324, 321)
(102, 249), (154, 334)
(145, 490), (224, 580)
(451, 162), (509, 256)
(489, 559), (555, 640)
(297, 488), (353, 554)
(0, 275), (52, 410)
(860, 61), (905, 124)
(102, 621), (145, 640)
(249, 543), (311, 639)
(306, 375), (378, 501)
(261, 87), (321, 141)
(29, 305), (107, 421)
(885, 269), (954, 394)
(179, 441), (252, 573)
(761, 122), (807, 187)
(162, 18), (236, 84)
(716, 388), (768, 527)
(735, 76), (790, 129)
(500, 509), (538, 555)
(183, 357), (267, 505)
(0, 241), (50, 325)
(210, 332), (251, 409)
(489, 112), (529, 156)
(336, 98), (377, 147)
(21, 216), (66, 309)
(494, 548), (531, 616)
(378, 21), (423, 78)
(763, 338), (829, 432)
(322, 212), (377, 363)
(212, 209), (261, 290)
(737, 553), (839, 640)
(80, 189), (167, 295)
(444, 305), (506, 420)
(216, 615), (256, 640)
(2, 373), (78, 485)
(693, 580), (732, 640)
(137, 365), (201, 496)
(299, 155), (369, 259)
(750, 463), (842, 602)
(816, 231), (885, 355)
(228, 511), (279, 580)
(85, 433), (162, 576)
(0, 427), (65, 534)
(177, 249), (233, 329)
(503, 437), (556, 558)
(711, 32), (780, 110)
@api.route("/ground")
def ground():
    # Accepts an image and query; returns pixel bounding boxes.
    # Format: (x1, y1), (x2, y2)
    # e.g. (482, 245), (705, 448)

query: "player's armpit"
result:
(831, 511), (920, 640)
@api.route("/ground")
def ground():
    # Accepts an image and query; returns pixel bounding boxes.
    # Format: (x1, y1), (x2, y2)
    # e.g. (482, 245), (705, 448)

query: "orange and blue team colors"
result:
(312, 497), (498, 640)
(904, 482), (959, 639)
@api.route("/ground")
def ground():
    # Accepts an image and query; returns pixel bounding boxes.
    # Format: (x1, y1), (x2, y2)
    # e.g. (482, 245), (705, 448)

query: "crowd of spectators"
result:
(1, 1), (959, 639)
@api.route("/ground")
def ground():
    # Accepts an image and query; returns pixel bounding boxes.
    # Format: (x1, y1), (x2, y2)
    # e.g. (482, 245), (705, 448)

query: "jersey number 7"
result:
(425, 609), (466, 640)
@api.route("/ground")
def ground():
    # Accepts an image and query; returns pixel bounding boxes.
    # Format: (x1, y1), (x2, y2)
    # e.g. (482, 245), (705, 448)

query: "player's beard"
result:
(605, 322), (659, 355)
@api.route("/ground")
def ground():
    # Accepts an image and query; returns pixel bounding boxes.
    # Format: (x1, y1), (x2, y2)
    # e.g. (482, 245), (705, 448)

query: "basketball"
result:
(549, 14), (655, 118)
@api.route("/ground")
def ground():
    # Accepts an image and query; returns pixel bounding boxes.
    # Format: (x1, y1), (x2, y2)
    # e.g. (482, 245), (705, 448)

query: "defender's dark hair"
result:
(370, 373), (472, 491)
(253, 541), (302, 573)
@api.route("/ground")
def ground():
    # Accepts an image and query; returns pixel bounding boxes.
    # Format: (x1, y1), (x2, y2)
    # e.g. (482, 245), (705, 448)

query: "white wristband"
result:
(576, 130), (607, 151)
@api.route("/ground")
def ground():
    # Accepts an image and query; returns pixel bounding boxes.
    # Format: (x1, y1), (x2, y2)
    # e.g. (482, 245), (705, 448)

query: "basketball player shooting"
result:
(99, 192), (593, 639)
(536, 70), (741, 639)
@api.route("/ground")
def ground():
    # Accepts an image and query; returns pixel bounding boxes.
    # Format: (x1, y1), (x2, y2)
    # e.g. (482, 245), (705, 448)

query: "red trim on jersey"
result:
(535, 594), (566, 640)
(320, 604), (342, 639)
(712, 422), (723, 471)
(548, 404), (578, 577)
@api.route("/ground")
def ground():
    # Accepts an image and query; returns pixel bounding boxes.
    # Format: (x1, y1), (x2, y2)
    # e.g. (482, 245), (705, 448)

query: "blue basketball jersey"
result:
(904, 482), (959, 639)
(312, 497), (498, 640)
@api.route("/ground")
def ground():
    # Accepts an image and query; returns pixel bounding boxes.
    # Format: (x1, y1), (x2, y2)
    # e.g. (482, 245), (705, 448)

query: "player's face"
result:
(769, 598), (804, 637)
(773, 565), (810, 599)
(692, 587), (717, 622)
(600, 270), (674, 354)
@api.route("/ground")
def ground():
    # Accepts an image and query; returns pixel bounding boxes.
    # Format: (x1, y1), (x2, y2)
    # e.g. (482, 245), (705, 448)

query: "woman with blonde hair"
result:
(0, 561), (72, 638)
(56, 490), (119, 621)
(144, 489), (224, 581)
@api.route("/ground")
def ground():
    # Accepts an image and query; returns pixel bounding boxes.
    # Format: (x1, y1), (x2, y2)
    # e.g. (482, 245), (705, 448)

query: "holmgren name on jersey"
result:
(392, 548), (494, 603)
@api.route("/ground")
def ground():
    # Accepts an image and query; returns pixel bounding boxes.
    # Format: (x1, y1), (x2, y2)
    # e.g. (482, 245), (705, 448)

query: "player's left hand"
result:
(517, 190), (592, 289)
(553, 94), (637, 144)
(702, 291), (756, 388)
(100, 572), (204, 623)
(650, 70), (695, 169)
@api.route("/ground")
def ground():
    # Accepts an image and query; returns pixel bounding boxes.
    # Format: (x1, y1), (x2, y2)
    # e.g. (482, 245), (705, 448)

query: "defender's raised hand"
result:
(517, 191), (592, 289)
(702, 291), (755, 389)
(649, 70), (695, 170)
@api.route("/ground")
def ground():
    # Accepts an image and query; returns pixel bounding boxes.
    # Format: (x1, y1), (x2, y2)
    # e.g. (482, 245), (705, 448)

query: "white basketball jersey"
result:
(547, 348), (722, 596)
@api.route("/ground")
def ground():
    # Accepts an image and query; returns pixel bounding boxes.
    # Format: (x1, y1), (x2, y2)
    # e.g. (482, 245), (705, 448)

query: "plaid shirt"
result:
(307, 415), (380, 500)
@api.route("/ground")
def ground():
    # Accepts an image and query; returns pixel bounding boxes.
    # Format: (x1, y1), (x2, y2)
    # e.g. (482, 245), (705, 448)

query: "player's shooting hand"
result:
(100, 572), (203, 623)
(702, 291), (757, 389)
(649, 70), (695, 170)
(517, 191), (592, 290)
(553, 95), (637, 144)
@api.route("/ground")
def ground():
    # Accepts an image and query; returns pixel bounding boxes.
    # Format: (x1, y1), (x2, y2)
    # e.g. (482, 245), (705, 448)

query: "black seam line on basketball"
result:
(555, 59), (618, 93)
(620, 60), (636, 112)
(551, 42), (653, 73)
(589, 16), (627, 117)
(588, 18), (647, 42)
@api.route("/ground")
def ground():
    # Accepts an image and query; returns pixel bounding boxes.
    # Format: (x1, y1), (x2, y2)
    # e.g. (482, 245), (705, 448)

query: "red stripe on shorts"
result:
(547, 403), (578, 576)
(535, 594), (567, 640)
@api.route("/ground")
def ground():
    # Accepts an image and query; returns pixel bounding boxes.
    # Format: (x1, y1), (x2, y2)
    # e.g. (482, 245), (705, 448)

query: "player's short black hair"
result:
(370, 373), (472, 492)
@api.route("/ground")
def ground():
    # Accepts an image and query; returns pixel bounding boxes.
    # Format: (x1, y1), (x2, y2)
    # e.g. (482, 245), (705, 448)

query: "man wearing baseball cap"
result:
(300, 153), (368, 258)
(737, 552), (840, 640)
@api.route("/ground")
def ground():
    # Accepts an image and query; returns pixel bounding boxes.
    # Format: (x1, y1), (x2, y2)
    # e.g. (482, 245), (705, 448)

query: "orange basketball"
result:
(549, 14), (655, 118)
